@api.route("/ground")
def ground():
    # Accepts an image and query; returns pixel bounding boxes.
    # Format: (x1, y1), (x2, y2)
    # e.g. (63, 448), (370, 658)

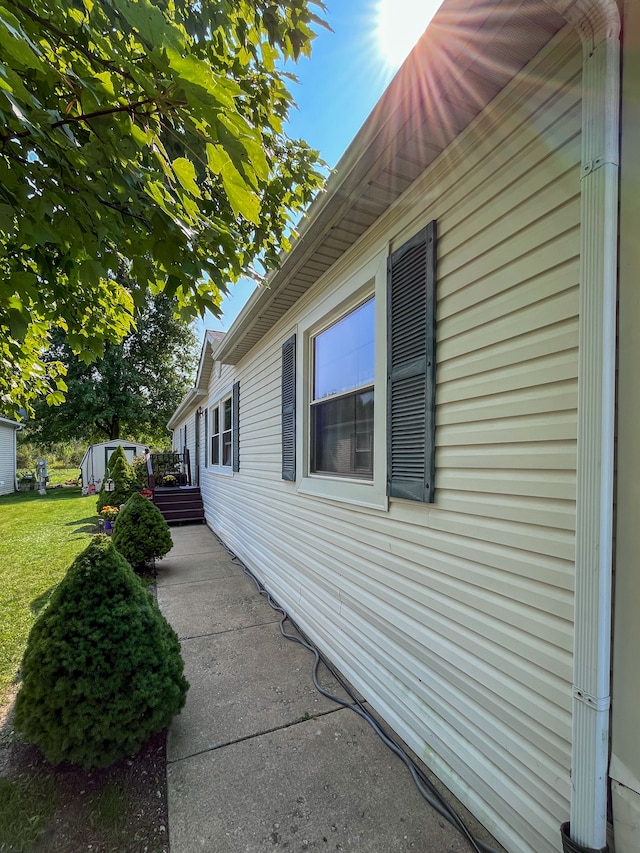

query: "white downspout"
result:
(14, 421), (23, 491)
(544, 0), (620, 849)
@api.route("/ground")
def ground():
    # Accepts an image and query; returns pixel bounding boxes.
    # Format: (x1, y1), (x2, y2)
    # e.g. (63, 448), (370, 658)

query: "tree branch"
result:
(1, 95), (182, 142)
(6, 0), (136, 83)
(95, 197), (151, 226)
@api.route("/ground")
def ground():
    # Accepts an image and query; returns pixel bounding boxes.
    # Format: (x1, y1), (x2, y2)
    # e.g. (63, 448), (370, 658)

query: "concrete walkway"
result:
(156, 525), (505, 853)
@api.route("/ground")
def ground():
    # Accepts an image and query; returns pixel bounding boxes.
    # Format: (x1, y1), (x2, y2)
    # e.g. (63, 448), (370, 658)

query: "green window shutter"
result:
(232, 381), (240, 473)
(281, 334), (296, 481)
(387, 220), (437, 503)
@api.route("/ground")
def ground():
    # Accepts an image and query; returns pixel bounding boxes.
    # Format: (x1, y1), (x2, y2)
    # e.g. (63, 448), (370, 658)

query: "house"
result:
(79, 439), (148, 495)
(0, 416), (22, 496)
(168, 330), (226, 488)
(169, 1), (639, 851)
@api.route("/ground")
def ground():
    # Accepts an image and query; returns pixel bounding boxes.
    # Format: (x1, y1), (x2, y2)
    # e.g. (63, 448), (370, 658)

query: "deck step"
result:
(153, 486), (205, 525)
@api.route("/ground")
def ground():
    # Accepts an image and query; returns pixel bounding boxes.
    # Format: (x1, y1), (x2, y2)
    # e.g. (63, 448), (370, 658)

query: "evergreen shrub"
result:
(96, 446), (139, 512)
(132, 452), (149, 488)
(14, 536), (188, 769)
(112, 493), (173, 572)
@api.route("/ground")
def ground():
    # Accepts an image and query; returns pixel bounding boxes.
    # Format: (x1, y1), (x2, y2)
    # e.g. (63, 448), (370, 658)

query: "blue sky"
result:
(199, 0), (442, 335)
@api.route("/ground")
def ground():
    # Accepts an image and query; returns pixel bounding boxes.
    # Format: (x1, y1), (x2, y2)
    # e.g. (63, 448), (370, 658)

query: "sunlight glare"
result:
(376, 0), (443, 69)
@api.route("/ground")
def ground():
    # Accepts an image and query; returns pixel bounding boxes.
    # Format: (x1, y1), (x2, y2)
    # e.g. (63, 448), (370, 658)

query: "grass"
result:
(0, 775), (60, 852)
(0, 487), (169, 853)
(0, 734), (168, 853)
(47, 467), (80, 487)
(16, 466), (79, 489)
(0, 488), (95, 701)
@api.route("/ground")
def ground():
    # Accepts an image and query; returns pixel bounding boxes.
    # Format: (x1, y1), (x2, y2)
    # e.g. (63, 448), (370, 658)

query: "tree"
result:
(112, 492), (173, 572)
(14, 535), (188, 769)
(96, 445), (139, 513)
(25, 292), (199, 446)
(0, 0), (328, 416)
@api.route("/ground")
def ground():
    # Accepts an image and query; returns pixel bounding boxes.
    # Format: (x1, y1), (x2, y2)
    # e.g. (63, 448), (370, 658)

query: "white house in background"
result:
(0, 416), (22, 496)
(79, 439), (148, 495)
(169, 2), (640, 852)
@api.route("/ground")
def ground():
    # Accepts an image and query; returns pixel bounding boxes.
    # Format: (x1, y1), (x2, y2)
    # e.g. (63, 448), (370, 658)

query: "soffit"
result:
(216, 0), (565, 366)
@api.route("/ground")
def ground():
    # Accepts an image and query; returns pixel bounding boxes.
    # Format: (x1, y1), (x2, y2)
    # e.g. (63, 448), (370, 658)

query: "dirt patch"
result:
(0, 697), (169, 853)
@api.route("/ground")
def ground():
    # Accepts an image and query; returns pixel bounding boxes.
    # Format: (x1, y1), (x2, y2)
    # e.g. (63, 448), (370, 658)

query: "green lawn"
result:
(16, 466), (80, 488)
(0, 488), (95, 703)
(47, 466), (80, 486)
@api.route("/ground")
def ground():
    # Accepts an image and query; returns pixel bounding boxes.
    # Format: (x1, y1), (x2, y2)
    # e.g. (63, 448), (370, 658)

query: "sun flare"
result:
(376, 0), (443, 69)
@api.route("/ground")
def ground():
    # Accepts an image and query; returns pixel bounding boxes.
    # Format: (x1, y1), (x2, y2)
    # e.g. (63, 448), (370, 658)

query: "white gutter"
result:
(544, 0), (620, 849)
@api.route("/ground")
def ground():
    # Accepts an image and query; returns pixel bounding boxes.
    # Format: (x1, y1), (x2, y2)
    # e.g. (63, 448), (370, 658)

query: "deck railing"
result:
(146, 454), (155, 493)
(148, 451), (191, 489)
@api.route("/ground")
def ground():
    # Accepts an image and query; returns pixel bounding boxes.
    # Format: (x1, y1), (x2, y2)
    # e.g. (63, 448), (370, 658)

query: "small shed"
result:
(0, 416), (22, 496)
(79, 440), (148, 495)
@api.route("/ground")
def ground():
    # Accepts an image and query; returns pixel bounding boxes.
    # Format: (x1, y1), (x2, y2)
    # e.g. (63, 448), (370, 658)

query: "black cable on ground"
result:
(213, 534), (503, 853)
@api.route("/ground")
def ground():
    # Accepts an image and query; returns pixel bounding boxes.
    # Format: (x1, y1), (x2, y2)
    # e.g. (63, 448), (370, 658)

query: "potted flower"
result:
(99, 505), (120, 533)
(139, 488), (153, 499)
(161, 474), (177, 487)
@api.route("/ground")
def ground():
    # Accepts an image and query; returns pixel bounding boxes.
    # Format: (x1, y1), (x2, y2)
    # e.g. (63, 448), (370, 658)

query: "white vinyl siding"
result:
(0, 422), (18, 496)
(200, 29), (581, 853)
(172, 419), (197, 480)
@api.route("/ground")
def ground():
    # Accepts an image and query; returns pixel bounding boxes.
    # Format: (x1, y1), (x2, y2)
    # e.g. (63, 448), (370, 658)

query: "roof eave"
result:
(167, 388), (206, 430)
(0, 416), (22, 429)
(213, 0), (566, 367)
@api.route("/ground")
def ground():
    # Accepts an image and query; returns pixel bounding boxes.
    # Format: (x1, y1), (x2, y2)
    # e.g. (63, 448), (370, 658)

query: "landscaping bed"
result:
(0, 489), (172, 852)
(1, 701), (168, 853)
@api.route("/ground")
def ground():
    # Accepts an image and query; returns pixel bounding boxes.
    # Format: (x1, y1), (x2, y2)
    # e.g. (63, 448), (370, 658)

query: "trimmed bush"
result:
(14, 536), (188, 769)
(96, 447), (139, 513)
(112, 493), (173, 572)
(132, 452), (149, 488)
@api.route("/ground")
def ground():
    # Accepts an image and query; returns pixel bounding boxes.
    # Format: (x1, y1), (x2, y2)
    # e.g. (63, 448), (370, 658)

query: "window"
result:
(282, 226), (436, 507)
(210, 406), (220, 466)
(310, 298), (375, 479)
(221, 396), (232, 466)
(208, 382), (240, 472)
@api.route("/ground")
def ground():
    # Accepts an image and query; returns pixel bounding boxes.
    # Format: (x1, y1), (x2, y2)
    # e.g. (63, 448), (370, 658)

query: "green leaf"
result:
(165, 50), (236, 107)
(221, 161), (261, 224)
(0, 8), (42, 70)
(172, 157), (201, 198)
(111, 0), (181, 51)
(45, 390), (66, 406)
(206, 143), (227, 175)
(79, 260), (105, 285)
(0, 0), (326, 415)
(8, 308), (28, 340)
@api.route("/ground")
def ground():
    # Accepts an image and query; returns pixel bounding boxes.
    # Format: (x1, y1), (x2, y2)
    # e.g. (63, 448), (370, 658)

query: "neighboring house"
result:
(169, 2), (639, 852)
(79, 440), (148, 495)
(0, 416), (22, 496)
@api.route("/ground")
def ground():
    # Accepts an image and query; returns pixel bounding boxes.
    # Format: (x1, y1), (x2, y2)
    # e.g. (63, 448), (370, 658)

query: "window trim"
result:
(210, 403), (221, 467)
(221, 395), (232, 467)
(207, 385), (235, 474)
(297, 251), (388, 510)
